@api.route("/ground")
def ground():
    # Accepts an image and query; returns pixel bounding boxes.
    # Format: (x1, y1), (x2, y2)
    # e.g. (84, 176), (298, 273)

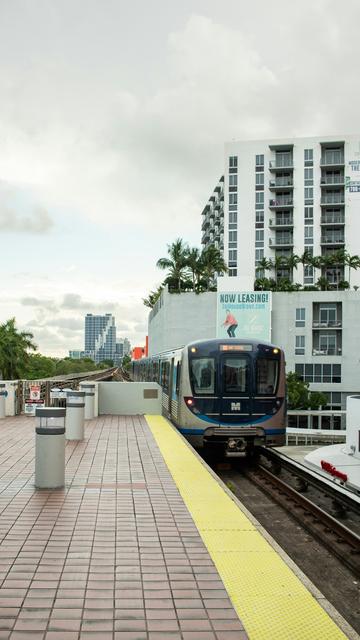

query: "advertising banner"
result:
(216, 291), (272, 342)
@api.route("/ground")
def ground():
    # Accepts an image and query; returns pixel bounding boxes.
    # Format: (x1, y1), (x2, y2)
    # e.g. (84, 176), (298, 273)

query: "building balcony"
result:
(320, 196), (345, 206)
(312, 321), (342, 328)
(269, 198), (293, 209)
(320, 154), (344, 168)
(269, 178), (293, 190)
(269, 217), (293, 228)
(209, 210), (215, 219)
(320, 177), (345, 186)
(269, 159), (294, 171)
(320, 214), (345, 225)
(269, 237), (293, 248)
(312, 348), (342, 356)
(320, 236), (345, 246)
(201, 218), (210, 231)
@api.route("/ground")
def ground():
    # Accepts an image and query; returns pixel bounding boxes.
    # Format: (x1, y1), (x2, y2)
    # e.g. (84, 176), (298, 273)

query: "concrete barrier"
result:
(98, 382), (162, 415)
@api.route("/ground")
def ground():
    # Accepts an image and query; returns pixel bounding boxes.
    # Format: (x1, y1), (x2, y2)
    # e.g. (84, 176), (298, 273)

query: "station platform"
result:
(0, 414), (354, 639)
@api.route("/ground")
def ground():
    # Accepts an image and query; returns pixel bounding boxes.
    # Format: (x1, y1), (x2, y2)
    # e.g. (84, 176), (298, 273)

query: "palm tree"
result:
(198, 246), (228, 291)
(156, 238), (189, 293)
(283, 253), (300, 282)
(344, 253), (360, 287)
(0, 318), (37, 380)
(186, 247), (202, 291)
(143, 286), (163, 309)
(272, 255), (287, 286)
(256, 257), (272, 279)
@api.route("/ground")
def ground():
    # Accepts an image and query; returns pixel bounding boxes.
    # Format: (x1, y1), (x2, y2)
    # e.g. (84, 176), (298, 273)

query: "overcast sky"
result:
(1, 0), (360, 356)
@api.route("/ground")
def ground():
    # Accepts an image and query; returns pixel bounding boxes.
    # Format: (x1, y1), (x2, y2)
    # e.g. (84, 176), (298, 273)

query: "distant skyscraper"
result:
(84, 313), (116, 363)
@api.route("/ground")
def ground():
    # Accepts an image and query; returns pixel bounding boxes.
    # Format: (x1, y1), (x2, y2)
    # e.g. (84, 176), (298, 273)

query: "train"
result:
(131, 338), (286, 454)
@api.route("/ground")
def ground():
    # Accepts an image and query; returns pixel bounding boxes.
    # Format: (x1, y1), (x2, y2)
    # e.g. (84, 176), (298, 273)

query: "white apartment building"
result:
(216, 135), (360, 287)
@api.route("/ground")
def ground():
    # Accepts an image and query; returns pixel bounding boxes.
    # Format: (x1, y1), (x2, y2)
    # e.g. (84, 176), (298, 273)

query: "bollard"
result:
(65, 391), (85, 440)
(80, 384), (95, 419)
(0, 384), (6, 419)
(35, 407), (65, 489)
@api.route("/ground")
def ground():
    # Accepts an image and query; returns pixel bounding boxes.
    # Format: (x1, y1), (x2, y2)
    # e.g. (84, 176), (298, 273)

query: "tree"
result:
(186, 247), (202, 291)
(156, 238), (189, 293)
(122, 354), (131, 370)
(143, 286), (163, 309)
(286, 372), (327, 410)
(24, 354), (56, 379)
(344, 253), (360, 287)
(283, 253), (300, 280)
(256, 257), (272, 279)
(198, 245), (228, 291)
(0, 318), (37, 380)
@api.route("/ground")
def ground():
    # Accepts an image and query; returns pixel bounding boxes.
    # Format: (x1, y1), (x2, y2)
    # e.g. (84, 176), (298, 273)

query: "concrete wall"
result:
(0, 381), (19, 416)
(148, 289), (217, 356)
(98, 382), (162, 415)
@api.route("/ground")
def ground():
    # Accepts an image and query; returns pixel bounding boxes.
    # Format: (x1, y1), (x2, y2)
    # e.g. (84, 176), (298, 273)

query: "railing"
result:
(269, 178), (293, 188)
(321, 177), (345, 185)
(312, 321), (342, 328)
(321, 196), (345, 205)
(312, 348), (342, 356)
(269, 218), (293, 226)
(321, 214), (345, 224)
(269, 237), (293, 246)
(321, 153), (344, 165)
(269, 159), (293, 169)
(320, 236), (345, 244)
(269, 198), (293, 207)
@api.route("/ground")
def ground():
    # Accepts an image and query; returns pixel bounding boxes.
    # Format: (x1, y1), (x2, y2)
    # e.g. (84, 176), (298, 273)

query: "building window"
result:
(229, 174), (238, 187)
(256, 211), (264, 223)
(255, 230), (264, 247)
(295, 363), (341, 384)
(304, 265), (314, 284)
(228, 249), (237, 262)
(229, 193), (238, 206)
(256, 154), (264, 167)
(304, 168), (313, 186)
(319, 303), (337, 325)
(304, 148), (313, 166)
(318, 332), (337, 355)
(229, 268), (237, 276)
(295, 335), (305, 355)
(255, 249), (264, 262)
(296, 308), (305, 327)
(255, 192), (264, 209)
(229, 211), (237, 224)
(229, 231), (237, 243)
(229, 156), (238, 169)
(304, 226), (313, 245)
(323, 392), (342, 410)
(304, 187), (313, 204)
(304, 207), (313, 224)
(255, 173), (264, 186)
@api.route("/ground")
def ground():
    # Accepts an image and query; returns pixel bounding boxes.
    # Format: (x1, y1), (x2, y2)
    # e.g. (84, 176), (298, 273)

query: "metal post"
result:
(35, 407), (65, 489)
(80, 384), (95, 419)
(65, 391), (85, 440)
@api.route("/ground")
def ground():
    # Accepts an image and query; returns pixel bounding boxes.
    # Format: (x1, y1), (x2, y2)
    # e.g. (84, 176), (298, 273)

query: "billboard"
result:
(216, 291), (272, 342)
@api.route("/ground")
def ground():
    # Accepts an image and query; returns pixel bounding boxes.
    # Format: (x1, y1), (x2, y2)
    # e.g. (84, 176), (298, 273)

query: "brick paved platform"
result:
(0, 415), (247, 639)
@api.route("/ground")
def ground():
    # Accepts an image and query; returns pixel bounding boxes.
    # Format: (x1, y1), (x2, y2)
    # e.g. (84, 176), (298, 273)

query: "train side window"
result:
(190, 358), (215, 394)
(161, 361), (170, 390)
(256, 358), (278, 394)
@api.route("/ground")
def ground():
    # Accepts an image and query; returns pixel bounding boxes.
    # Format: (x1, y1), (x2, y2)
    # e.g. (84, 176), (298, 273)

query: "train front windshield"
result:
(256, 358), (279, 395)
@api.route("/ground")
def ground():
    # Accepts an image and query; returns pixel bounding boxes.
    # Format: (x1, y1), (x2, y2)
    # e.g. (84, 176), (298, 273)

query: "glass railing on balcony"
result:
(270, 198), (293, 207)
(321, 176), (345, 185)
(269, 178), (293, 188)
(313, 320), (342, 328)
(269, 217), (293, 227)
(312, 348), (342, 356)
(321, 214), (345, 224)
(321, 195), (345, 205)
(321, 235), (345, 244)
(269, 158), (293, 169)
(269, 236), (293, 246)
(320, 153), (344, 166)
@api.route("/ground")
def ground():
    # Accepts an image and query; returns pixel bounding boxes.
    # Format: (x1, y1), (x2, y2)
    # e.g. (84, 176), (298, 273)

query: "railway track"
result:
(245, 458), (360, 577)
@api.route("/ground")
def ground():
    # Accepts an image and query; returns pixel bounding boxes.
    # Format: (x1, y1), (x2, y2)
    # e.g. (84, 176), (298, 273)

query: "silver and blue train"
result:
(131, 338), (286, 454)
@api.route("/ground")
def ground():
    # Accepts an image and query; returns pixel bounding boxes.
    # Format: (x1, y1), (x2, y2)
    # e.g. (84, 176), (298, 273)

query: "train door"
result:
(168, 358), (175, 414)
(219, 354), (253, 424)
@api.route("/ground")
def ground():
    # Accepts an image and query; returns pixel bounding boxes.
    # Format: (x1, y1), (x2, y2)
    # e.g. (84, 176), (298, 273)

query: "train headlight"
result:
(185, 397), (194, 406)
(190, 347), (197, 353)
(273, 348), (279, 354)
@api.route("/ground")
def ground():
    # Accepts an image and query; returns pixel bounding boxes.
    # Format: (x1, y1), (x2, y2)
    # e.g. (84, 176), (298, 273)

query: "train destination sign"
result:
(216, 290), (272, 342)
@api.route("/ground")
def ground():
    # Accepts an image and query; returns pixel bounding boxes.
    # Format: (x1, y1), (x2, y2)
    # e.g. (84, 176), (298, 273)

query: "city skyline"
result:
(1, 1), (360, 356)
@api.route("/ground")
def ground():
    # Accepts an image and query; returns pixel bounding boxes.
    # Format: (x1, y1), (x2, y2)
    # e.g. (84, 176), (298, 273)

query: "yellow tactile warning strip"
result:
(146, 415), (347, 640)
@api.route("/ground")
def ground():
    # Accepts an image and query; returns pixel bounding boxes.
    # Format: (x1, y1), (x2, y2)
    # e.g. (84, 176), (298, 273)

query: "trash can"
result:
(80, 384), (95, 419)
(0, 384), (6, 419)
(65, 390), (85, 440)
(35, 407), (65, 489)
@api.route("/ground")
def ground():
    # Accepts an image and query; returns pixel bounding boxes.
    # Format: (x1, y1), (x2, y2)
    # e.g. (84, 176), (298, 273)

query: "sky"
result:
(1, 0), (360, 356)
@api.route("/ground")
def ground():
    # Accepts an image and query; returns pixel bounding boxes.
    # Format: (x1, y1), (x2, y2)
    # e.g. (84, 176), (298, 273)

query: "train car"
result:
(131, 338), (286, 454)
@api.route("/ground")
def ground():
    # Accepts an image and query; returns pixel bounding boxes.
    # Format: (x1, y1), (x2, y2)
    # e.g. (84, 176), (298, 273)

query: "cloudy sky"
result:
(1, 0), (359, 356)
